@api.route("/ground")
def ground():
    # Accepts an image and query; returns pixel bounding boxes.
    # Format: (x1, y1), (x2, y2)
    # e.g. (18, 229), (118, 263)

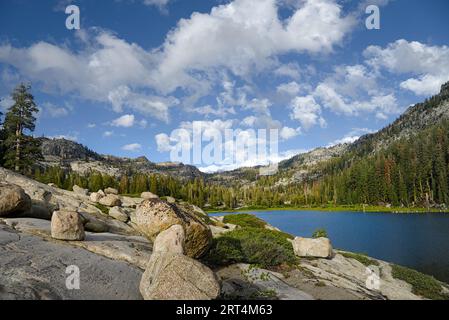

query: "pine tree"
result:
(3, 83), (42, 173)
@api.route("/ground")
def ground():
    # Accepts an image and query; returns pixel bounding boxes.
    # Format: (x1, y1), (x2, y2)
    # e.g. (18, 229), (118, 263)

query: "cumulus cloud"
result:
(289, 95), (325, 130)
(277, 81), (301, 96)
(312, 64), (399, 116)
(40, 102), (70, 118)
(111, 114), (135, 127)
(0, 31), (176, 121)
(122, 143), (142, 152)
(364, 40), (449, 96)
(154, 0), (355, 92)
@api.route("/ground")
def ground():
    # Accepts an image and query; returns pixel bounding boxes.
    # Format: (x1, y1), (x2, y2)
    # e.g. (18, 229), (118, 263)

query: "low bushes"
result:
(203, 227), (297, 268)
(222, 214), (267, 229)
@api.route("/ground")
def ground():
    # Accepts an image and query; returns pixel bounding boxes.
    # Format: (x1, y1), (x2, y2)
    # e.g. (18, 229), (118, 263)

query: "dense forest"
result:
(32, 120), (449, 210)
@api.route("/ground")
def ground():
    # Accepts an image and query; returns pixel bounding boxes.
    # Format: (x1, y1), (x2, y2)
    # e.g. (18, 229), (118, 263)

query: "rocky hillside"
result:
(37, 137), (203, 180)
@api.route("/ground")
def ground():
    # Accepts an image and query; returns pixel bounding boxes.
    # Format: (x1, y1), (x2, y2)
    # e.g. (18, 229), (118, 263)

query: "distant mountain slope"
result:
(208, 81), (449, 186)
(37, 137), (203, 180)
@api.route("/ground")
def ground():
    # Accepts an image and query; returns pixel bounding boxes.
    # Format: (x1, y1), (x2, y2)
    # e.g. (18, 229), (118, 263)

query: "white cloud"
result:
(289, 95), (325, 130)
(122, 143), (142, 152)
(41, 102), (70, 118)
(313, 64), (399, 116)
(280, 126), (301, 140)
(274, 62), (301, 79)
(87, 123), (96, 128)
(277, 81), (301, 96)
(103, 131), (114, 137)
(111, 114), (135, 128)
(364, 40), (449, 96)
(155, 0), (355, 92)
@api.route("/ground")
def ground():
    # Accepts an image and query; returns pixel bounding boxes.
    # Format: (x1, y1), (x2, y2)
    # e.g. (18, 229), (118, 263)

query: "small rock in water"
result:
(51, 211), (85, 241)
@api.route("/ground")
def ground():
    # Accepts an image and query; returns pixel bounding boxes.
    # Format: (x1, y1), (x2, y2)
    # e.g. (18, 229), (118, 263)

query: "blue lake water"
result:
(212, 210), (449, 284)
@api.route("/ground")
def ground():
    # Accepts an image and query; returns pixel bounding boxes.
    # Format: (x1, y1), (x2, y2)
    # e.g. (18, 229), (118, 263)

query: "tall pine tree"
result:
(3, 83), (42, 173)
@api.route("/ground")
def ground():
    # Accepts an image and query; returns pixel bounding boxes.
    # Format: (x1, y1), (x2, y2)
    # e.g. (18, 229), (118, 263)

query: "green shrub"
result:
(391, 264), (449, 300)
(222, 214), (267, 229)
(312, 228), (328, 239)
(203, 227), (297, 268)
(340, 252), (379, 266)
(94, 203), (109, 215)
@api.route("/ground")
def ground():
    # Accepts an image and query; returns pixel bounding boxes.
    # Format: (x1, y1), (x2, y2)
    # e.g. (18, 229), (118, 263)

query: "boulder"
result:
(109, 206), (129, 223)
(153, 224), (185, 254)
(105, 187), (118, 195)
(0, 183), (32, 217)
(51, 211), (85, 241)
(89, 192), (103, 203)
(291, 237), (333, 258)
(135, 199), (212, 258)
(139, 253), (220, 300)
(73, 185), (89, 196)
(99, 194), (122, 207)
(141, 192), (159, 200)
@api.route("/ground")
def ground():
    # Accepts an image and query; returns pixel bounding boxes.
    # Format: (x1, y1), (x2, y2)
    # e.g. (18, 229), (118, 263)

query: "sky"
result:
(0, 0), (448, 172)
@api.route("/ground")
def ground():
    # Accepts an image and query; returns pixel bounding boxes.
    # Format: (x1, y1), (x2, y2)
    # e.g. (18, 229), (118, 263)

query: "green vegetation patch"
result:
(391, 264), (449, 300)
(312, 228), (328, 239)
(222, 214), (267, 229)
(340, 252), (379, 266)
(94, 203), (109, 215)
(204, 227), (297, 268)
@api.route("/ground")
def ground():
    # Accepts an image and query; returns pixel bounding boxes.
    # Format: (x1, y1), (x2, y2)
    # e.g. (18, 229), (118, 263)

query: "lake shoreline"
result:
(206, 205), (449, 215)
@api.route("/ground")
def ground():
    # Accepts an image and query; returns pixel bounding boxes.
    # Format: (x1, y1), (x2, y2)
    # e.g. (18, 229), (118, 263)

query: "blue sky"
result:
(1, 0), (449, 172)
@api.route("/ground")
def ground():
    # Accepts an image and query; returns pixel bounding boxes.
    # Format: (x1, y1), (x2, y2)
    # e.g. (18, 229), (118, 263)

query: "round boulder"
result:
(139, 252), (220, 300)
(135, 199), (212, 258)
(0, 183), (31, 217)
(51, 211), (85, 241)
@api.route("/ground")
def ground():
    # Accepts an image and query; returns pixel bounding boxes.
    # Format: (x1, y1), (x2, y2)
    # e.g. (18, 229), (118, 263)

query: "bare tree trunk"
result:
(15, 124), (21, 172)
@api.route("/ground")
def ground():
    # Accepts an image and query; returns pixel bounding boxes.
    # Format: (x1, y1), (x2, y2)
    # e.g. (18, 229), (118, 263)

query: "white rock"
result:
(90, 192), (103, 203)
(291, 237), (333, 258)
(141, 192), (159, 200)
(99, 194), (122, 207)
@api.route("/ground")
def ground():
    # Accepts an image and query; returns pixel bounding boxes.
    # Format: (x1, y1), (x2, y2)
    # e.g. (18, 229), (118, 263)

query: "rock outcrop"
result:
(72, 185), (89, 196)
(51, 211), (85, 241)
(135, 199), (212, 258)
(0, 183), (32, 217)
(140, 225), (220, 300)
(109, 206), (129, 223)
(291, 237), (333, 258)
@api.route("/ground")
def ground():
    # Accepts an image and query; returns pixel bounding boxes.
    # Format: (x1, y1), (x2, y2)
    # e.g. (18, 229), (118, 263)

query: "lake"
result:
(212, 210), (449, 284)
